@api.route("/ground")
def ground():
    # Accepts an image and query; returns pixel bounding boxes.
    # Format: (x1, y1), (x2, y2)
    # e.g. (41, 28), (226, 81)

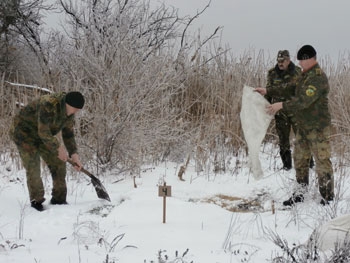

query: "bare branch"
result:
(180, 0), (211, 49)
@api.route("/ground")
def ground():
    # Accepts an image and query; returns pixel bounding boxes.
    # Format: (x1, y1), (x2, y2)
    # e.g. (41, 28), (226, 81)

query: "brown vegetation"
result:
(1, 0), (349, 177)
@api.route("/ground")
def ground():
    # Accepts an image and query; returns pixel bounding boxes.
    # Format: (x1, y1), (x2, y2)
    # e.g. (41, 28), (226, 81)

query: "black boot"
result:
(283, 193), (304, 206)
(309, 157), (315, 169)
(50, 198), (68, 205)
(319, 174), (334, 206)
(31, 200), (44, 211)
(320, 194), (334, 206)
(320, 198), (332, 206)
(280, 150), (292, 170)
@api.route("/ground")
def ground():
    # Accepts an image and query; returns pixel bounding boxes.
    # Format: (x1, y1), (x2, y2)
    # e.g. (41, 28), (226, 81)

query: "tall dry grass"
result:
(1, 49), (350, 175)
(325, 55), (350, 172)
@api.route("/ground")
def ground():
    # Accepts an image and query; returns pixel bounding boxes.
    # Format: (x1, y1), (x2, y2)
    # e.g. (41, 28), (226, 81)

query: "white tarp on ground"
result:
(240, 85), (273, 179)
(312, 214), (350, 252)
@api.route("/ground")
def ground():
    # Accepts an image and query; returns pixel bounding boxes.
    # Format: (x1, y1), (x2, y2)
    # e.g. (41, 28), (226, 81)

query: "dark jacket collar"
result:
(274, 61), (296, 76)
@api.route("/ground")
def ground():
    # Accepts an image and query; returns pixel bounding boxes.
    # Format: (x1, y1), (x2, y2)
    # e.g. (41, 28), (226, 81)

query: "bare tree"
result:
(59, 0), (184, 60)
(0, 0), (53, 76)
(53, 0), (208, 172)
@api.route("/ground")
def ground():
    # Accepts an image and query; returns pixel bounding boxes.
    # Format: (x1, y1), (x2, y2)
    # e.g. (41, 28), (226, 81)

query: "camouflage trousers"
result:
(275, 113), (296, 153)
(10, 131), (67, 203)
(294, 126), (334, 200)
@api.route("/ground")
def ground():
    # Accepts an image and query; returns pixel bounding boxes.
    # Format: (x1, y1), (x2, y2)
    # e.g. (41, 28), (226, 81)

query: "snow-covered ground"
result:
(0, 145), (349, 262)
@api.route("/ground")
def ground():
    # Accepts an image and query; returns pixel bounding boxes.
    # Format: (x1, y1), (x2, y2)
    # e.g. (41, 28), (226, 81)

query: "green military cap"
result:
(277, 50), (290, 62)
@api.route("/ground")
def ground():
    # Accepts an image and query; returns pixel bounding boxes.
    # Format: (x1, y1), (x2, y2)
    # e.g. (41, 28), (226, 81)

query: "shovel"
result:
(67, 159), (111, 202)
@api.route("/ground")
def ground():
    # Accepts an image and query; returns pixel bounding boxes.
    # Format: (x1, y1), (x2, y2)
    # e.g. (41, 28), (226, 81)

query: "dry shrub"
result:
(0, 0), (349, 176)
(2, 50), (350, 177)
(177, 48), (273, 172)
(325, 56), (350, 170)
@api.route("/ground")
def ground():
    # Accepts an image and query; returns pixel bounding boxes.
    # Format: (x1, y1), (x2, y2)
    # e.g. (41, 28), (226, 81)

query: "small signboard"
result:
(158, 182), (172, 223)
(158, 185), (172, 197)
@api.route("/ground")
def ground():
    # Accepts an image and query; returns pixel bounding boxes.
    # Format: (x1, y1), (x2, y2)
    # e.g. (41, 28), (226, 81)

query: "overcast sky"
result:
(45, 0), (350, 62)
(157, 0), (350, 62)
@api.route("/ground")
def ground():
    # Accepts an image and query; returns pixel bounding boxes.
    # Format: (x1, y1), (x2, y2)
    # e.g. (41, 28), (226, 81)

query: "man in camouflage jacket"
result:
(263, 50), (301, 170)
(10, 91), (85, 211)
(267, 45), (334, 206)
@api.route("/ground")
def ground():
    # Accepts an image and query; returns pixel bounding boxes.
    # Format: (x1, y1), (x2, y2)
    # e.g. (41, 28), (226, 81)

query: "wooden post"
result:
(163, 183), (166, 223)
(158, 182), (172, 224)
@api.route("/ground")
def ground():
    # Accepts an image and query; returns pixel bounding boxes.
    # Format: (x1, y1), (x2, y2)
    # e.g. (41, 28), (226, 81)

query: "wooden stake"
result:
(158, 182), (171, 224)
(163, 187), (166, 223)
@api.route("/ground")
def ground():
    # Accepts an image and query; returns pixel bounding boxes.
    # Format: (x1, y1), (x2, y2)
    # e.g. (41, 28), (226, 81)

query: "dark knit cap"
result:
(297, 45), (317, 60)
(65, 91), (85, 109)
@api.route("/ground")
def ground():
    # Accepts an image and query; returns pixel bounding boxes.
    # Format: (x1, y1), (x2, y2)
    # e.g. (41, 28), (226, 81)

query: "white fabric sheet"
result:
(312, 214), (350, 251)
(240, 85), (273, 179)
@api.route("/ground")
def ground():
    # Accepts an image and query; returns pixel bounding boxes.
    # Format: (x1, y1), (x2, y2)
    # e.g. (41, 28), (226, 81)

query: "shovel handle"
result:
(67, 159), (92, 178)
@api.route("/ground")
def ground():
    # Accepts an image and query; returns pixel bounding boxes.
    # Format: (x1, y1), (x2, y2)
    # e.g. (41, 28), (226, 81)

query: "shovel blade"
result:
(90, 175), (111, 202)
(67, 159), (111, 202)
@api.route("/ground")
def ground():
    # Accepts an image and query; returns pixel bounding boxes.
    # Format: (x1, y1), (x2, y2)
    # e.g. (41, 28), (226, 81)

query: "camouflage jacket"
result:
(283, 63), (331, 130)
(265, 61), (301, 104)
(11, 92), (78, 156)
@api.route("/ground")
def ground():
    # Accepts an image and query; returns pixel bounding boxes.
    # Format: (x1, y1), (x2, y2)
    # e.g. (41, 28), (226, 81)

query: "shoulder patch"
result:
(316, 68), (322, 75)
(306, 85), (317, 97)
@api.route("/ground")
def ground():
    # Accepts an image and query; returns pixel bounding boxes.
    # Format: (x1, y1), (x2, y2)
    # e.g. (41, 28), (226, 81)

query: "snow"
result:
(0, 147), (349, 262)
(5, 81), (53, 94)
